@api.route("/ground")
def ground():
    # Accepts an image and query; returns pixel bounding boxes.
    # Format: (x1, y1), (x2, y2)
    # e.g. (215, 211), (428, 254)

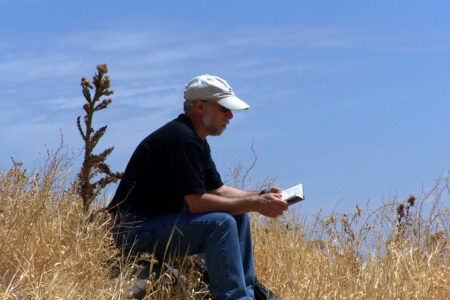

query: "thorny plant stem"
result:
(77, 64), (122, 214)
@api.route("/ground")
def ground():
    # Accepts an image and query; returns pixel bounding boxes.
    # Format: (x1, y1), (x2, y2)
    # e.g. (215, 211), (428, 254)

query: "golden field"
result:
(0, 150), (448, 299)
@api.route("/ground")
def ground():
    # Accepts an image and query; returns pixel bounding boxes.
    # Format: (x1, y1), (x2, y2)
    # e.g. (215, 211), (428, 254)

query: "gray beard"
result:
(202, 109), (226, 136)
(203, 121), (225, 136)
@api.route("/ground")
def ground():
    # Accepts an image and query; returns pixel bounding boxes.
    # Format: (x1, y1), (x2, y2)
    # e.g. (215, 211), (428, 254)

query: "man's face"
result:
(202, 101), (233, 136)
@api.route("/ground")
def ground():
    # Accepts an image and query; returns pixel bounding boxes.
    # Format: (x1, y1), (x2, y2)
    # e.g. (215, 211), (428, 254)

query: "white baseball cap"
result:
(184, 74), (250, 110)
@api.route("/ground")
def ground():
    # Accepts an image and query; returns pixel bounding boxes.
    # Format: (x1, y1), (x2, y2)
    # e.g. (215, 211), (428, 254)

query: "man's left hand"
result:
(267, 186), (282, 196)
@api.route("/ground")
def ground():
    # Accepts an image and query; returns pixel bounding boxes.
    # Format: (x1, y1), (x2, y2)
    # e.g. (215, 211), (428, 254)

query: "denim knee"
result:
(233, 213), (249, 224)
(208, 212), (238, 238)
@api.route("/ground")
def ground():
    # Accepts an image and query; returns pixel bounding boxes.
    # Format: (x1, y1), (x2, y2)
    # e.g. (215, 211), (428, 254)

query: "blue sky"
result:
(1, 1), (449, 214)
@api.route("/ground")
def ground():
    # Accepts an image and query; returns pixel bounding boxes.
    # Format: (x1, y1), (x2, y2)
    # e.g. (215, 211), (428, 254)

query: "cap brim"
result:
(217, 96), (250, 111)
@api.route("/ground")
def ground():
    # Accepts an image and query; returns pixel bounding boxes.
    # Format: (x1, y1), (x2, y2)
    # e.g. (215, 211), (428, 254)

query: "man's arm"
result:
(208, 184), (283, 198)
(184, 185), (287, 218)
(209, 185), (259, 198)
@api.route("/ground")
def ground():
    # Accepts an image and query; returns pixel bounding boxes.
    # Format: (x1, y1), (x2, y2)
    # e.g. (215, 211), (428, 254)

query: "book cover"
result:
(282, 183), (304, 205)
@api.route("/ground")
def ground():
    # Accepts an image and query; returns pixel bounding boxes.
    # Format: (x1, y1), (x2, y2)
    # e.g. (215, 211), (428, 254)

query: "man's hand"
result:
(256, 191), (288, 218)
(185, 185), (287, 217)
(266, 186), (282, 195)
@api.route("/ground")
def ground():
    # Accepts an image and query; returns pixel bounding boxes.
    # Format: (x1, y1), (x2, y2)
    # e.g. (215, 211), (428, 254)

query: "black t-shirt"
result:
(107, 114), (223, 217)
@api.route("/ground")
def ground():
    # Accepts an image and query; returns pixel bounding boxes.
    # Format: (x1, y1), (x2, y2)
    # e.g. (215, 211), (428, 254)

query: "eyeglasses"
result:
(201, 101), (230, 113)
(217, 105), (230, 113)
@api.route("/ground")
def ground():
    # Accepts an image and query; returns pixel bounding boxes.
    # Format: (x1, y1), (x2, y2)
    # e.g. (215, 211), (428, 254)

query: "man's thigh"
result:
(114, 211), (237, 258)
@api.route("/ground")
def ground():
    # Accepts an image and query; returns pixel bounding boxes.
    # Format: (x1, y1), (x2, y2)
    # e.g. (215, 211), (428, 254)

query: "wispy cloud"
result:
(2, 21), (443, 90)
(221, 59), (366, 81)
(222, 26), (362, 49)
(2, 19), (447, 163)
(44, 96), (85, 110)
(221, 25), (450, 53)
(0, 53), (83, 81)
(114, 84), (180, 99)
(117, 92), (181, 109)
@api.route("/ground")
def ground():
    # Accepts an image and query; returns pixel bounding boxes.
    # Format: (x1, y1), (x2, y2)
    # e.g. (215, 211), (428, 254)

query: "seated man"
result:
(107, 74), (288, 299)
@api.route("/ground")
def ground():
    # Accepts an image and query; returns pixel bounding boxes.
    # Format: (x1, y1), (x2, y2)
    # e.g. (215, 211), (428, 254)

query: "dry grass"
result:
(0, 149), (448, 299)
(252, 176), (449, 299)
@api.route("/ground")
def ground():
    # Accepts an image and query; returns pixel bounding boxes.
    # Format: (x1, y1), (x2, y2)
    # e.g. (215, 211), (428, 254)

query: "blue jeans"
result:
(112, 210), (255, 300)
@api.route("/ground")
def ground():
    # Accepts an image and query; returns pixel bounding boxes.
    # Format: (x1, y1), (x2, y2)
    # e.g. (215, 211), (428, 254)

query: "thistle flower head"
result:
(81, 77), (90, 88)
(407, 195), (415, 207)
(355, 204), (362, 216)
(102, 76), (111, 89)
(96, 64), (108, 74)
(102, 98), (112, 106)
(397, 203), (405, 218)
(341, 214), (348, 224)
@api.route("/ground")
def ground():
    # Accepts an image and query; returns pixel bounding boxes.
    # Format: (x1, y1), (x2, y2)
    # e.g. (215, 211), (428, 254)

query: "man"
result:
(107, 74), (288, 299)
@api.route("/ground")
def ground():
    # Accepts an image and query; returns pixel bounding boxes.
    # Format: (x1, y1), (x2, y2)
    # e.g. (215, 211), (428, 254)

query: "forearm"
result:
(185, 192), (258, 215)
(185, 185), (288, 218)
(209, 184), (260, 198)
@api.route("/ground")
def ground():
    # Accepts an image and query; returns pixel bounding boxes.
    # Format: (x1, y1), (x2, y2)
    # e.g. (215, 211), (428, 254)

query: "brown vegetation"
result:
(0, 149), (448, 299)
(77, 64), (122, 214)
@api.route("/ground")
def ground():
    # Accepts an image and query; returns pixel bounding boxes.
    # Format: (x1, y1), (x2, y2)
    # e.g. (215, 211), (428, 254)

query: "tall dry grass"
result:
(0, 148), (448, 299)
(252, 183), (449, 299)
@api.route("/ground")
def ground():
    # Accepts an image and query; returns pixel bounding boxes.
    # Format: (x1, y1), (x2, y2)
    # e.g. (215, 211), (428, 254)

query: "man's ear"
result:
(197, 101), (206, 112)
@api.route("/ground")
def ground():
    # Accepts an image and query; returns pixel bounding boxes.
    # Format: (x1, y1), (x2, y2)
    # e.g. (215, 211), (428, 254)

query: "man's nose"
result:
(226, 110), (233, 119)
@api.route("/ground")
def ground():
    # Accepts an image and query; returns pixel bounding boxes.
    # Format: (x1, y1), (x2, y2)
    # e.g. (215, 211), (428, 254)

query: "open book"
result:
(282, 183), (304, 205)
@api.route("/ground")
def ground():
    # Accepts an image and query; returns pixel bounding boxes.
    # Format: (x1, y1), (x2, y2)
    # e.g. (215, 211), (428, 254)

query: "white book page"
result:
(282, 183), (304, 201)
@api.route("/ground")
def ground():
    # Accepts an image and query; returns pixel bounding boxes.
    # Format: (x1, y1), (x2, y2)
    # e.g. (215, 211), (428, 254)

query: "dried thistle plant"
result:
(396, 195), (416, 235)
(77, 64), (122, 214)
(0, 154), (448, 299)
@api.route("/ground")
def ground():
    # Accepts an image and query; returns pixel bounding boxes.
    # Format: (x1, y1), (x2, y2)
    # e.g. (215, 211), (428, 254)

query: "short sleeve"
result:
(171, 141), (209, 195)
(204, 144), (223, 191)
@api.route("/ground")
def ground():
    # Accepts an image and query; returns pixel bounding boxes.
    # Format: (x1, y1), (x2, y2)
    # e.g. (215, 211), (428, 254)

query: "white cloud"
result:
(221, 25), (449, 53)
(3, 21), (443, 95)
(0, 53), (83, 81)
(113, 84), (180, 99)
(2, 20), (446, 151)
(44, 96), (85, 110)
(118, 92), (181, 109)
(222, 59), (366, 81)
(111, 65), (181, 82)
(221, 26), (361, 49)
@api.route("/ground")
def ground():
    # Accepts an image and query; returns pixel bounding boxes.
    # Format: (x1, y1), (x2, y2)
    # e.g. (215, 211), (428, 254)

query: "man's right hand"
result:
(256, 192), (288, 218)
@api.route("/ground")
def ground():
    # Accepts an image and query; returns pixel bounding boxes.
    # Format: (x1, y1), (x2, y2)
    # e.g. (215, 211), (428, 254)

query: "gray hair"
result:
(183, 100), (197, 113)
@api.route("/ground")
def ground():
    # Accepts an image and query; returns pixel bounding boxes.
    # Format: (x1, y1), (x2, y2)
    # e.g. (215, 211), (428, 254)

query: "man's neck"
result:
(185, 112), (207, 140)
